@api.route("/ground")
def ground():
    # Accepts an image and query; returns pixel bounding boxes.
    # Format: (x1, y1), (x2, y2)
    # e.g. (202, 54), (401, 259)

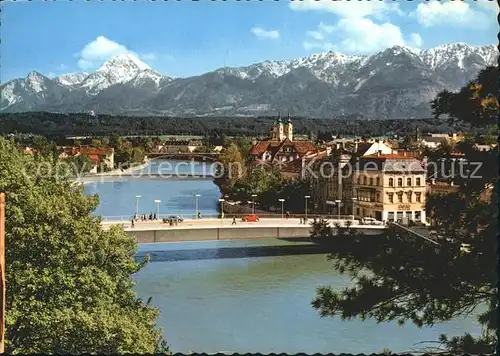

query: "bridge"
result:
(101, 217), (387, 243)
(147, 152), (220, 162)
(77, 172), (214, 181)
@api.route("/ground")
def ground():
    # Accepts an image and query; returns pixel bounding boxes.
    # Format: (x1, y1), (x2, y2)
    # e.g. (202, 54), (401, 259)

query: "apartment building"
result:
(352, 153), (427, 223)
(310, 141), (393, 214)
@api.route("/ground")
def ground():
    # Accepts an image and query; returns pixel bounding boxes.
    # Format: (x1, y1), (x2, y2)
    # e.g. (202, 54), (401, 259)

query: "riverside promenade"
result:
(101, 218), (387, 243)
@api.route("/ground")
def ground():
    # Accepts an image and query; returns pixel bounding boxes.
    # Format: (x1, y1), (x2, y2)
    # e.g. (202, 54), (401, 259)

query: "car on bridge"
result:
(360, 217), (384, 226)
(166, 215), (184, 223)
(242, 214), (259, 222)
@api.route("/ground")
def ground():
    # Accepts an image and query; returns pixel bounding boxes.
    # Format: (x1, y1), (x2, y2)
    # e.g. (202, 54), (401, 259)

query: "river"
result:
(83, 160), (482, 353)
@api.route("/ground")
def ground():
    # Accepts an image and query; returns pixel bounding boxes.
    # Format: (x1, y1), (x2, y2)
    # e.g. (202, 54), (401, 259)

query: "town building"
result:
(157, 140), (203, 154)
(419, 132), (463, 149)
(310, 141), (394, 214)
(59, 146), (115, 173)
(248, 114), (318, 163)
(352, 153), (427, 223)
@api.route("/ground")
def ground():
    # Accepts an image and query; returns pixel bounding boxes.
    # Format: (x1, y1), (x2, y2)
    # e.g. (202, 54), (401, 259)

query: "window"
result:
(407, 178), (412, 186)
(388, 193), (394, 203)
(415, 192), (421, 203)
(416, 177), (421, 186)
(370, 177), (374, 185)
(363, 176), (367, 185)
(357, 177), (361, 185)
(389, 178), (394, 187)
(397, 192), (403, 203)
(376, 177), (380, 186)
(406, 191), (412, 203)
(398, 178), (403, 187)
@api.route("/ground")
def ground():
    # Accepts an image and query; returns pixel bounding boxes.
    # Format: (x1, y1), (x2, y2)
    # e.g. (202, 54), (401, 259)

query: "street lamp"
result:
(154, 199), (161, 219)
(251, 194), (257, 215)
(335, 199), (341, 221)
(278, 198), (285, 219)
(194, 194), (201, 218)
(351, 197), (358, 219)
(304, 195), (311, 220)
(218, 198), (225, 222)
(134, 195), (142, 216)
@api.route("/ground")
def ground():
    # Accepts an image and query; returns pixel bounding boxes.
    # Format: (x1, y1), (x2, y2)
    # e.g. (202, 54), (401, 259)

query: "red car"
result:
(242, 214), (259, 222)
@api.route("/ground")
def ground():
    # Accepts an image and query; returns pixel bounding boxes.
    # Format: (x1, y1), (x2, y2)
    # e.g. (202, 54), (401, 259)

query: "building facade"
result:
(353, 154), (427, 223)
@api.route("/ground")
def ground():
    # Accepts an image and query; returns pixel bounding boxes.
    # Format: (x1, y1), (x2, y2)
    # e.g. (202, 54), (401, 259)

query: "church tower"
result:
(284, 113), (293, 141)
(273, 112), (285, 141)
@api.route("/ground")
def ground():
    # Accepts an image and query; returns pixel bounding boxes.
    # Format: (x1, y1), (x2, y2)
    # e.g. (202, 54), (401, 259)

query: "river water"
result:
(83, 160), (482, 353)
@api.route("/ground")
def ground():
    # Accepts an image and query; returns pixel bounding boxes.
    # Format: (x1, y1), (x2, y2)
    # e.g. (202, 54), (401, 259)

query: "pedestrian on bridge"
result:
(232, 217), (237, 225)
(131, 219), (135, 228)
(299, 217), (303, 224)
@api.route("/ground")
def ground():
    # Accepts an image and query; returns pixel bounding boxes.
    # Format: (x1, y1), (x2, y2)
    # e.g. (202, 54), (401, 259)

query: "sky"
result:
(1, 0), (498, 82)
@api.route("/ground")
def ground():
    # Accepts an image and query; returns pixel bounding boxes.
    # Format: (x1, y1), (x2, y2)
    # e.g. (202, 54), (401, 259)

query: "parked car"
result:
(167, 215), (184, 223)
(360, 217), (384, 225)
(242, 214), (259, 222)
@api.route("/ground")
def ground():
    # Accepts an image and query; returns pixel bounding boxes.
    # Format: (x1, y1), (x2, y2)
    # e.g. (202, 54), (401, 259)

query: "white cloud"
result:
(251, 26), (280, 40)
(412, 0), (490, 28)
(409, 33), (423, 48)
(75, 36), (158, 69)
(475, 0), (499, 13)
(289, 0), (402, 19)
(306, 30), (324, 41)
(303, 18), (407, 54)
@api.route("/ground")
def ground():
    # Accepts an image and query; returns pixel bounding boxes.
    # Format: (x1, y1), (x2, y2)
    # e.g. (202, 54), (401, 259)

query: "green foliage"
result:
(431, 66), (498, 127)
(0, 113), (460, 139)
(226, 165), (312, 213)
(0, 138), (167, 354)
(230, 136), (252, 159)
(115, 147), (145, 168)
(64, 154), (93, 176)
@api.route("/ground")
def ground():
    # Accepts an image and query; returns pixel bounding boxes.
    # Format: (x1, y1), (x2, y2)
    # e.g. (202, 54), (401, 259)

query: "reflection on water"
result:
(134, 239), (482, 354)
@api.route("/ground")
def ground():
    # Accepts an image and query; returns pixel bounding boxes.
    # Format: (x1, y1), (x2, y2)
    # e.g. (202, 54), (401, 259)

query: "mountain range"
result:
(1, 42), (496, 119)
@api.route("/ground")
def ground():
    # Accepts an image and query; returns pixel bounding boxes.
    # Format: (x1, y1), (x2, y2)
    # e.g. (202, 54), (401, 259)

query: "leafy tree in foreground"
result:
(0, 138), (168, 354)
(311, 66), (498, 353)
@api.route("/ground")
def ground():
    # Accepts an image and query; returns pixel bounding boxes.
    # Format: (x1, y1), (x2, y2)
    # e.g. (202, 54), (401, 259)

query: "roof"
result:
(358, 155), (426, 173)
(87, 154), (100, 165)
(248, 138), (318, 157)
(62, 146), (114, 157)
(421, 137), (447, 143)
(281, 159), (303, 174)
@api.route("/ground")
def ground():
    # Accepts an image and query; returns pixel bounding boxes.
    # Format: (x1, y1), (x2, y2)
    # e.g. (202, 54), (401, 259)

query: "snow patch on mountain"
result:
(56, 72), (89, 86)
(26, 71), (48, 93)
(418, 42), (496, 70)
(79, 54), (153, 94)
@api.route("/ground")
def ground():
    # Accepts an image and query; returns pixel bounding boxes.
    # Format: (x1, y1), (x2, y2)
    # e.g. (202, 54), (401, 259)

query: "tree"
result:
(311, 66), (498, 353)
(217, 143), (245, 186)
(109, 133), (122, 149)
(0, 138), (168, 354)
(65, 154), (93, 176)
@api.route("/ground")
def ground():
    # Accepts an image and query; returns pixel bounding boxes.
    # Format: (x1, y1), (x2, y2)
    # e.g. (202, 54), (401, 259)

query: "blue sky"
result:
(1, 0), (497, 82)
